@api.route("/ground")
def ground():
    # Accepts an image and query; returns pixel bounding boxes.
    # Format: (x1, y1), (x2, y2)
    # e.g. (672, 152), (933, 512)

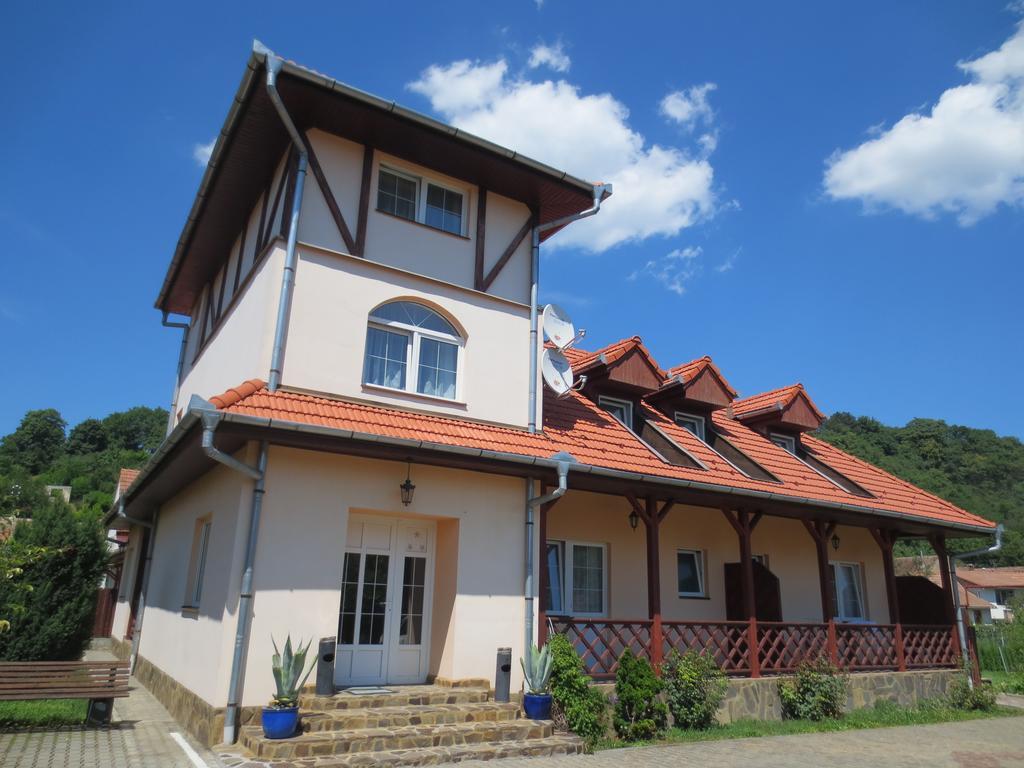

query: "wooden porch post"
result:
(929, 533), (962, 660)
(723, 509), (763, 678)
(628, 496), (675, 669)
(801, 519), (839, 667)
(869, 528), (905, 670)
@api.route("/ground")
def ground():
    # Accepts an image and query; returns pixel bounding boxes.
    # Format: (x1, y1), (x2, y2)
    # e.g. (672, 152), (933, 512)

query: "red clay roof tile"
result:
(732, 383), (826, 422)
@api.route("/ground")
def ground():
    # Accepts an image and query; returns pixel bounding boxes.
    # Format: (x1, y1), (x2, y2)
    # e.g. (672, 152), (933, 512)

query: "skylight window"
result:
(770, 433), (798, 455)
(674, 412), (706, 441)
(599, 396), (634, 430)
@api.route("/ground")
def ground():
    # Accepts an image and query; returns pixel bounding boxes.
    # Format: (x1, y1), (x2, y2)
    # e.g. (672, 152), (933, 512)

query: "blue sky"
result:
(1, 1), (1022, 439)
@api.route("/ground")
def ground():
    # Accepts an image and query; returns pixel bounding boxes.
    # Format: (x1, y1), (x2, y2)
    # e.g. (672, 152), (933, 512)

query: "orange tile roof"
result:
(571, 336), (668, 379)
(956, 567), (1024, 589)
(667, 356), (738, 398)
(732, 383), (826, 422)
(208, 377), (994, 532)
(117, 468), (140, 495)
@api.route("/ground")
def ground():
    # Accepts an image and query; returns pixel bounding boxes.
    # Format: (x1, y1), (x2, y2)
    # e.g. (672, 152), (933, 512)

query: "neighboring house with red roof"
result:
(105, 44), (997, 750)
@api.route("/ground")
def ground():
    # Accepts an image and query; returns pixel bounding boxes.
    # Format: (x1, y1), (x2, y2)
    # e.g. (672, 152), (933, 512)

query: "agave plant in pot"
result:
(520, 643), (553, 720)
(262, 635), (316, 739)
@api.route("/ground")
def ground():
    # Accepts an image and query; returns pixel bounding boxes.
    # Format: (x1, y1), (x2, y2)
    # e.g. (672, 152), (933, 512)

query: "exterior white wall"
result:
(175, 246), (283, 414)
(283, 245), (531, 428)
(110, 527), (144, 640)
(137, 463), (250, 707)
(298, 130), (533, 306)
(237, 447), (527, 707)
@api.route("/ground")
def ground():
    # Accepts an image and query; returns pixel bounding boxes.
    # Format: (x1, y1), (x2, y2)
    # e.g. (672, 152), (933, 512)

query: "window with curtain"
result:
(544, 540), (606, 616)
(831, 562), (866, 621)
(363, 301), (462, 400)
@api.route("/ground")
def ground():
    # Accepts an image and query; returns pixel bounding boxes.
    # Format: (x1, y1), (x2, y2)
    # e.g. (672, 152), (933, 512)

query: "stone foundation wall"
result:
(597, 669), (960, 724)
(109, 636), (131, 662)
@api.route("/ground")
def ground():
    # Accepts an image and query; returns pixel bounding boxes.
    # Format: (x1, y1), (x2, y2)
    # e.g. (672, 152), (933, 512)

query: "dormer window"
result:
(770, 433), (797, 455)
(377, 166), (466, 237)
(363, 301), (462, 401)
(598, 396), (634, 429)
(674, 412), (706, 441)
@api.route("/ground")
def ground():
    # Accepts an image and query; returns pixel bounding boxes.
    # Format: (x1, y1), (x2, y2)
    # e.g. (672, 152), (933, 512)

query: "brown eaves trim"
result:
(110, 406), (997, 537)
(155, 42), (598, 312)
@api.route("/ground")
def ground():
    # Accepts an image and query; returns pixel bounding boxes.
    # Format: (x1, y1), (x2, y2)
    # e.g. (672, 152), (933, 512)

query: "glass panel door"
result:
(399, 556), (426, 645)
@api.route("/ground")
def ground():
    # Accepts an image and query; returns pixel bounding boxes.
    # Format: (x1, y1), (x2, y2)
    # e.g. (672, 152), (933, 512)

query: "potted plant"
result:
(261, 635), (315, 739)
(520, 643), (553, 720)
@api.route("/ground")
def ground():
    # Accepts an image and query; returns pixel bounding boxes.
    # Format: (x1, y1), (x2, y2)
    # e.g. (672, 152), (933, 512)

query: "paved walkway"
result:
(455, 718), (1024, 768)
(0, 649), (220, 768)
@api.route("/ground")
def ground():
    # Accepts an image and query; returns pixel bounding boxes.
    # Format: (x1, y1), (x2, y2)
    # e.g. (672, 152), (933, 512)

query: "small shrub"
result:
(612, 650), (667, 741)
(778, 657), (848, 721)
(999, 673), (1024, 695)
(548, 634), (607, 742)
(661, 649), (728, 730)
(947, 676), (997, 711)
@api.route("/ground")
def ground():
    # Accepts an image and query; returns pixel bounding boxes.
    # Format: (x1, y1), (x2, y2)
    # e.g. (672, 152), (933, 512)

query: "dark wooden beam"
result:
(255, 180), (270, 254)
(537, 485), (563, 648)
(233, 221), (246, 293)
(474, 188), (488, 290)
(260, 147), (291, 256)
(300, 134), (357, 253)
(869, 528), (901, 625)
(354, 145), (374, 257)
(215, 264), (227, 319)
(644, 497), (664, 667)
(481, 212), (534, 292)
(802, 519), (836, 621)
(929, 534), (956, 625)
(656, 500), (675, 523)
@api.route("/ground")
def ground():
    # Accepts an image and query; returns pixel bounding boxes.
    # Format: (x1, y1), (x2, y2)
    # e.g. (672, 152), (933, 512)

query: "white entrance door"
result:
(335, 515), (434, 687)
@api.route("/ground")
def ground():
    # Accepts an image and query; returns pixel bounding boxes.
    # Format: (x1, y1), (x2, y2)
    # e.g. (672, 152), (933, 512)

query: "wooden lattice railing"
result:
(551, 617), (959, 679)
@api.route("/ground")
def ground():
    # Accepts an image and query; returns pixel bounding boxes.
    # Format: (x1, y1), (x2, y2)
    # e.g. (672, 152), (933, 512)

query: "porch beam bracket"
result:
(626, 493), (653, 526)
(481, 211), (535, 292)
(301, 133), (358, 255)
(656, 500), (675, 524)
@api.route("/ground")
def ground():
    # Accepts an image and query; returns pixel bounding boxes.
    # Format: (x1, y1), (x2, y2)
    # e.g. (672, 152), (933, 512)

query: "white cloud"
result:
(528, 42), (571, 72)
(660, 83), (717, 131)
(192, 138), (216, 167)
(716, 247), (740, 273)
(629, 246), (702, 295)
(824, 21), (1024, 225)
(408, 60), (718, 252)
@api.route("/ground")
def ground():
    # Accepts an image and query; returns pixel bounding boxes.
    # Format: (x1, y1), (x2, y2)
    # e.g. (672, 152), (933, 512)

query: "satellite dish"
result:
(541, 348), (575, 398)
(542, 304), (585, 350)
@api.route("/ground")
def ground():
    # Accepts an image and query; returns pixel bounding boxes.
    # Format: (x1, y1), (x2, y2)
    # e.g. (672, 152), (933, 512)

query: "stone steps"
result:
(240, 719), (554, 760)
(301, 686), (491, 712)
(302, 702), (521, 732)
(294, 735), (585, 766)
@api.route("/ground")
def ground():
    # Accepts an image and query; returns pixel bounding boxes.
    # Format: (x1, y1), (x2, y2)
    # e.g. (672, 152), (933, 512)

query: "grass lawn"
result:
(0, 699), (88, 729)
(593, 701), (1024, 751)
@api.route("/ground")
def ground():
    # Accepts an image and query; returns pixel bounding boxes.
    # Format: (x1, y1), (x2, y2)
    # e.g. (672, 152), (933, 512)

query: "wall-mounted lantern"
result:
(628, 507), (639, 531)
(400, 462), (416, 506)
(831, 533), (841, 551)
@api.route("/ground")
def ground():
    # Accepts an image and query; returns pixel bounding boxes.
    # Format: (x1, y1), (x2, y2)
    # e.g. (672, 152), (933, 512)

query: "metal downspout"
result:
(255, 41), (309, 393)
(161, 312), (190, 436)
(196, 405), (267, 744)
(949, 523), (1003, 687)
(523, 455), (574, 652)
(523, 185), (609, 654)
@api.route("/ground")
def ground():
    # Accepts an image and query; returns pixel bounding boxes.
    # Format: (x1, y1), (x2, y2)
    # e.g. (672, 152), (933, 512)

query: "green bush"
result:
(661, 649), (728, 730)
(548, 634), (607, 741)
(947, 677), (997, 711)
(0, 501), (108, 661)
(999, 673), (1024, 695)
(612, 650), (667, 741)
(778, 657), (848, 721)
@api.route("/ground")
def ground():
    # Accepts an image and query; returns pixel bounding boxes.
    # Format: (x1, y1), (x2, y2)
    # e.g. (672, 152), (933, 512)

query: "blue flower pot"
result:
(522, 692), (552, 720)
(261, 706), (299, 739)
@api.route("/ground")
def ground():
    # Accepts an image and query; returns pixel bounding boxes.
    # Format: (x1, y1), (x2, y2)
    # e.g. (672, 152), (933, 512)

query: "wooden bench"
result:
(0, 661), (131, 725)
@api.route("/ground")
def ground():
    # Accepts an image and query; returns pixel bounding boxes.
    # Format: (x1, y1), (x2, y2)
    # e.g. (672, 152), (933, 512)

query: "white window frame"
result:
(377, 164), (468, 237)
(599, 396), (634, 430)
(363, 305), (465, 402)
(676, 549), (707, 598)
(674, 411), (706, 441)
(547, 539), (608, 618)
(830, 561), (867, 622)
(185, 518), (212, 609)
(770, 432), (798, 455)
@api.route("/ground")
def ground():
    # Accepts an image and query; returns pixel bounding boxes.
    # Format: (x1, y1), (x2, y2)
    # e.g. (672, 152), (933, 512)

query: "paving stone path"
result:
(0, 649), (220, 768)
(453, 717), (1024, 768)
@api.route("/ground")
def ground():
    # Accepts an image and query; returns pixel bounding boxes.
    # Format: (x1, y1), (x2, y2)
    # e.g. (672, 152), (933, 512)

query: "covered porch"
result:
(535, 485), (965, 680)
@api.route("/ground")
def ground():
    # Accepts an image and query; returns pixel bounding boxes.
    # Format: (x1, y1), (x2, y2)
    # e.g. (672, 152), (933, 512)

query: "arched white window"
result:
(363, 301), (462, 400)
